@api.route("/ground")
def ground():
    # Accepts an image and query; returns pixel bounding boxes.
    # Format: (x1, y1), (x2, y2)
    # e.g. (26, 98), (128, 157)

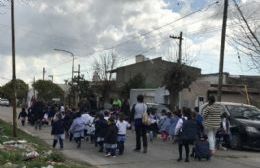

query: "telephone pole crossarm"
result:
(170, 32), (183, 64)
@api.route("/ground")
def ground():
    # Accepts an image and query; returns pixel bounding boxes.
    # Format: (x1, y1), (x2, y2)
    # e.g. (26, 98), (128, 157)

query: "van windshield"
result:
(226, 105), (260, 120)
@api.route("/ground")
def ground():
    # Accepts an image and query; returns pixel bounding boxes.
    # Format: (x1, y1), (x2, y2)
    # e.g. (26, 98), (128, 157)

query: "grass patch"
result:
(0, 119), (91, 168)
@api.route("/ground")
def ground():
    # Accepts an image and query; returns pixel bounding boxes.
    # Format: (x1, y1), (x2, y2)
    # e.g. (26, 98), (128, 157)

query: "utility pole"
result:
(33, 76), (36, 97)
(11, 0), (17, 137)
(75, 64), (80, 107)
(170, 32), (183, 109)
(43, 67), (46, 80)
(217, 0), (228, 102)
(170, 32), (183, 64)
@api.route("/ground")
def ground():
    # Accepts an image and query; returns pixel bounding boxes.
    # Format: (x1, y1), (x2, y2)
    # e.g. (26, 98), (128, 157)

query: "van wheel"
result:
(230, 134), (242, 150)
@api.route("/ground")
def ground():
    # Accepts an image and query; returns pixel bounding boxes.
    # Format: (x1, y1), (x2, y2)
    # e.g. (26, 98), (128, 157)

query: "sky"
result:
(0, 0), (260, 86)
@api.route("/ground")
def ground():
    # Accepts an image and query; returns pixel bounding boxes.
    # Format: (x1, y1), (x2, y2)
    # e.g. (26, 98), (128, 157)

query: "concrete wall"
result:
(130, 89), (156, 106)
(198, 73), (228, 85)
(180, 81), (211, 110)
(116, 58), (171, 88)
(116, 58), (201, 88)
(130, 87), (169, 107)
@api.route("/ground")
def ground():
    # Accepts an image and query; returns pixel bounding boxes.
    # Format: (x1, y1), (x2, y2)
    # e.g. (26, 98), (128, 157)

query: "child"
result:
(160, 112), (172, 141)
(116, 114), (130, 155)
(42, 111), (49, 126)
(104, 111), (110, 121)
(69, 112), (86, 148)
(216, 112), (230, 150)
(169, 110), (181, 141)
(105, 117), (118, 157)
(148, 110), (159, 142)
(95, 113), (108, 152)
(51, 113), (65, 149)
(18, 108), (27, 126)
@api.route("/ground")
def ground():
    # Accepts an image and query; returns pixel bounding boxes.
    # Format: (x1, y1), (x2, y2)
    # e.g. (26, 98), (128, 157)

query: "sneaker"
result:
(133, 148), (140, 152)
(105, 153), (111, 157)
(185, 158), (189, 162)
(112, 155), (117, 158)
(177, 158), (182, 162)
(77, 142), (81, 148)
(143, 148), (147, 153)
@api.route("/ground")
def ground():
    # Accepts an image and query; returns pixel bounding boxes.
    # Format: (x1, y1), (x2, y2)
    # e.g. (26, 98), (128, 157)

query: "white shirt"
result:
(174, 116), (187, 135)
(60, 106), (65, 112)
(133, 103), (147, 119)
(116, 120), (130, 135)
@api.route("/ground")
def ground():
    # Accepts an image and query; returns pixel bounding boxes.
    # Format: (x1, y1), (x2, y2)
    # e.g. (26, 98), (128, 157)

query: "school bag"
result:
(194, 139), (211, 161)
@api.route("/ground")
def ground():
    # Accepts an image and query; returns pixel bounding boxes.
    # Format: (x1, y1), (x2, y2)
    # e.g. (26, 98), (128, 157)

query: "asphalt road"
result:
(0, 106), (260, 168)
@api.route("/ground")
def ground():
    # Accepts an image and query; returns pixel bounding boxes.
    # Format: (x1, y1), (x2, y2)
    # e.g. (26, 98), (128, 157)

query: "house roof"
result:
(109, 57), (201, 73)
(200, 72), (230, 77)
(209, 84), (260, 94)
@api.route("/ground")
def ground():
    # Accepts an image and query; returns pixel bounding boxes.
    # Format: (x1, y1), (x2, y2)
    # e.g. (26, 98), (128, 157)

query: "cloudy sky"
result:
(0, 0), (259, 86)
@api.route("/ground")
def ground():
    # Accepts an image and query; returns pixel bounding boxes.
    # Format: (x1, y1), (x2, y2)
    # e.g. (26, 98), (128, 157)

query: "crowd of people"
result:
(17, 95), (230, 161)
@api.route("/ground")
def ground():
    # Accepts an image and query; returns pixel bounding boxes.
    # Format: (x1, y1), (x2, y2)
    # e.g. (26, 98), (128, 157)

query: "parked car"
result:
(0, 98), (10, 106)
(146, 103), (170, 116)
(200, 102), (260, 150)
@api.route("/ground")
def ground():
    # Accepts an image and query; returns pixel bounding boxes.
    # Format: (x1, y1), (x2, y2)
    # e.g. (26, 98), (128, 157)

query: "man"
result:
(202, 95), (222, 155)
(131, 95), (148, 153)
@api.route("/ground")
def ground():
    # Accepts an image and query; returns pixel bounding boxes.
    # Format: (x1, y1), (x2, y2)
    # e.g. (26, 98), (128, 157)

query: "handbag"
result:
(142, 111), (151, 126)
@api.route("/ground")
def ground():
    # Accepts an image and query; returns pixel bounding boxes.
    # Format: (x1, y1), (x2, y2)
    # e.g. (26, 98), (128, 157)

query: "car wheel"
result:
(230, 134), (242, 150)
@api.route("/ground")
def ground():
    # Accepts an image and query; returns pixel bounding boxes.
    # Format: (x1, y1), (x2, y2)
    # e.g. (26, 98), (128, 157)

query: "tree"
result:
(228, 0), (260, 71)
(163, 64), (199, 110)
(93, 52), (118, 101)
(1, 79), (28, 105)
(68, 75), (94, 110)
(33, 80), (64, 102)
(120, 73), (146, 98)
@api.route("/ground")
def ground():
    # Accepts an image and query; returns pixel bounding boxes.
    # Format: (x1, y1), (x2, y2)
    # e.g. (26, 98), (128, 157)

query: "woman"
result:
(131, 95), (148, 153)
(175, 109), (197, 162)
(203, 96), (222, 154)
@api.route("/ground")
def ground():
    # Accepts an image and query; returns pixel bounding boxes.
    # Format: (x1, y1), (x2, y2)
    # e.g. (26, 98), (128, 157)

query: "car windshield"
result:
(226, 105), (260, 120)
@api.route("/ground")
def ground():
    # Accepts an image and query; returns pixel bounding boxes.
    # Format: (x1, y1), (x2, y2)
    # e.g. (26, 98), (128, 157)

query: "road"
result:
(0, 106), (260, 168)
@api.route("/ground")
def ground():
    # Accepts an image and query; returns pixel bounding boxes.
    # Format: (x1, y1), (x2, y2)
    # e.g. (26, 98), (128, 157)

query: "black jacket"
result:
(51, 119), (65, 135)
(18, 111), (27, 119)
(95, 119), (108, 138)
(181, 119), (198, 141)
(105, 123), (118, 144)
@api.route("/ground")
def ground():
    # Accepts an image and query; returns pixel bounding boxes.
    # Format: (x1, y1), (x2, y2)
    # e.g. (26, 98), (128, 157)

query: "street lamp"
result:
(53, 48), (76, 107)
(53, 48), (75, 83)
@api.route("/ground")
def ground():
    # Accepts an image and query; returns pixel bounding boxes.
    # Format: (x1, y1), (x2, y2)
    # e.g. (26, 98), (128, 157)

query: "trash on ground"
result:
(23, 151), (39, 161)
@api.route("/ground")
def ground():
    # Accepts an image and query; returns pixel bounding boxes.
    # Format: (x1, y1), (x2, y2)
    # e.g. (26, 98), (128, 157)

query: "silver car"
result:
(0, 98), (10, 106)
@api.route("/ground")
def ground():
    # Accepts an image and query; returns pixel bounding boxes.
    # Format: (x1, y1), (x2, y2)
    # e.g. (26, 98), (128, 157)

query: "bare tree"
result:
(94, 51), (117, 81)
(228, 0), (260, 71)
(93, 51), (118, 101)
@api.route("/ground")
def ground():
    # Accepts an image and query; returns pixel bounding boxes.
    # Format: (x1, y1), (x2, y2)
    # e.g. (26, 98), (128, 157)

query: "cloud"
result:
(0, 0), (259, 86)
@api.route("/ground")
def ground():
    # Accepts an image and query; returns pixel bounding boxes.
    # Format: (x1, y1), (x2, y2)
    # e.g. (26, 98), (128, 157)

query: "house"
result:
(180, 73), (260, 109)
(129, 73), (260, 110)
(129, 87), (169, 107)
(110, 55), (201, 88)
